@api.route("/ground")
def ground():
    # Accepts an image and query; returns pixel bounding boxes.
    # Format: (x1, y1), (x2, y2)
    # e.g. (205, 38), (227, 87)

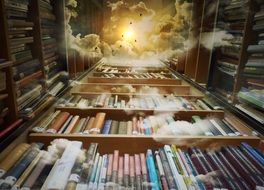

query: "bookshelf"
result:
(28, 60), (261, 148)
(235, 0), (264, 126)
(28, 134), (260, 153)
(207, 0), (256, 103)
(0, 0), (68, 122)
(167, 0), (263, 130)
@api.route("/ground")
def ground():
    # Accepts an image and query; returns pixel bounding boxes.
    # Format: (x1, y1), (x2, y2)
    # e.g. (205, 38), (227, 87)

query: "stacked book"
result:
(236, 88), (264, 124)
(214, 0), (250, 99)
(4, 0), (47, 115)
(0, 139), (263, 189)
(39, 0), (69, 96)
(245, 2), (264, 89)
(236, 2), (264, 124)
(31, 110), (254, 136)
(57, 94), (218, 111)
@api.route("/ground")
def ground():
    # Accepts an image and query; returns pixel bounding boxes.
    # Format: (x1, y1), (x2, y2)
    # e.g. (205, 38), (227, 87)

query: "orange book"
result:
(64, 115), (80, 134)
(47, 112), (70, 133)
(90, 112), (106, 134)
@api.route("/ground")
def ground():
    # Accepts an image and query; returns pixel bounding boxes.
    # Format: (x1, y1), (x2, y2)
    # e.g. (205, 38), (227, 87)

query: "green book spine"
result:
(109, 120), (119, 134)
(118, 121), (127, 134)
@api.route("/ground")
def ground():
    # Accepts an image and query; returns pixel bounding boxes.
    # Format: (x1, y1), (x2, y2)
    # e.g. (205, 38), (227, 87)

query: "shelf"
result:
(28, 133), (261, 153)
(71, 83), (203, 97)
(55, 107), (225, 119)
(0, 61), (12, 69)
(0, 93), (8, 101)
(80, 76), (182, 85)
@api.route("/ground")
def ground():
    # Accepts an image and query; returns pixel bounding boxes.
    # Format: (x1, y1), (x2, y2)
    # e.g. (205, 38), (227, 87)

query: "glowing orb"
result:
(123, 30), (134, 41)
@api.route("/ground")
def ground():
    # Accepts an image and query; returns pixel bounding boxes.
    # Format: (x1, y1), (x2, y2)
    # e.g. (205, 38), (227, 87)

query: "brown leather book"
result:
(64, 115), (80, 134)
(47, 112), (70, 133)
(15, 71), (43, 87)
(90, 112), (106, 134)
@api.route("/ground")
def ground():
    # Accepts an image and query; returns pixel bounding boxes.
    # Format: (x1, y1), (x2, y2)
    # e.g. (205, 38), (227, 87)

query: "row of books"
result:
(245, 2), (264, 89)
(213, 0), (249, 98)
(236, 1), (264, 124)
(0, 139), (263, 189)
(236, 88), (264, 124)
(39, 0), (69, 96)
(93, 72), (175, 80)
(4, 0), (52, 117)
(57, 94), (217, 111)
(95, 66), (170, 74)
(31, 110), (255, 136)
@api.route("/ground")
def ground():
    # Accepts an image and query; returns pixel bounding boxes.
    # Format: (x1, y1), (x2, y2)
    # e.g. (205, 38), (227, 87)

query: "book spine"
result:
(0, 143), (43, 189)
(146, 150), (160, 190)
(111, 150), (119, 184)
(155, 151), (169, 190)
(117, 156), (124, 187)
(46, 141), (82, 189)
(46, 112), (70, 134)
(0, 143), (30, 178)
(106, 154), (113, 183)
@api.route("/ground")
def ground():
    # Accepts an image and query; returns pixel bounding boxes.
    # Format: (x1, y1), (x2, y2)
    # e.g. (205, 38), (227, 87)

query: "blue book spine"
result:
(241, 142), (264, 165)
(146, 149), (160, 190)
(101, 120), (112, 134)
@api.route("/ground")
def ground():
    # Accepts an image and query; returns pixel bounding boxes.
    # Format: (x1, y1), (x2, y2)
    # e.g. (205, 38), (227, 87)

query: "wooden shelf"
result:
(55, 107), (225, 119)
(28, 133), (261, 153)
(0, 93), (8, 101)
(71, 83), (203, 97)
(0, 61), (12, 69)
(80, 76), (182, 85)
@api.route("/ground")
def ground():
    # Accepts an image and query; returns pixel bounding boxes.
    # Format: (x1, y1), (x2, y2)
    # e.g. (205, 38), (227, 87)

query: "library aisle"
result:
(0, 0), (263, 189)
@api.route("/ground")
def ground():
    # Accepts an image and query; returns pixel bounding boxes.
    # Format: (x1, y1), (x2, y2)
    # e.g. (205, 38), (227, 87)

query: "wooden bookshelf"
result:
(28, 58), (261, 152)
(55, 107), (225, 119)
(184, 0), (204, 79)
(231, 0), (256, 103)
(71, 83), (203, 97)
(80, 76), (182, 85)
(28, 134), (260, 154)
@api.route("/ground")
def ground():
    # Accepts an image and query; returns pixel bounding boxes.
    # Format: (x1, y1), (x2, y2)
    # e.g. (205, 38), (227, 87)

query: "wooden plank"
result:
(71, 83), (191, 95)
(195, 0), (219, 84)
(55, 107), (225, 119)
(0, 0), (11, 60)
(185, 0), (204, 79)
(67, 49), (77, 78)
(76, 52), (85, 73)
(0, 61), (12, 69)
(81, 76), (182, 85)
(0, 94), (8, 101)
(28, 134), (260, 154)
(30, 0), (47, 90)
